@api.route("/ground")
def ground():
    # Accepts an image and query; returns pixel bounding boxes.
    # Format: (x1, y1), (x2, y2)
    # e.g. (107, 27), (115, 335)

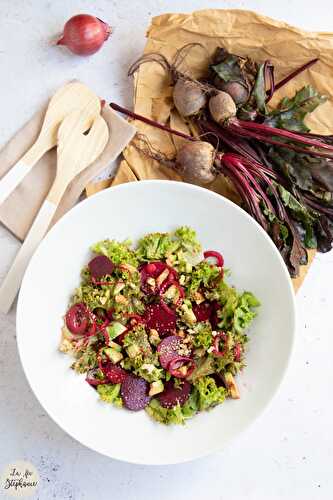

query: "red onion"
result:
(168, 357), (195, 379)
(204, 250), (224, 268)
(212, 332), (228, 357)
(57, 14), (111, 56)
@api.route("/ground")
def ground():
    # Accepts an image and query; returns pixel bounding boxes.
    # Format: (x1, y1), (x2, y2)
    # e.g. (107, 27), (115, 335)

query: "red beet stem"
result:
(227, 119), (333, 158)
(198, 119), (261, 163)
(272, 58), (319, 94)
(109, 102), (196, 142)
(232, 118), (333, 152)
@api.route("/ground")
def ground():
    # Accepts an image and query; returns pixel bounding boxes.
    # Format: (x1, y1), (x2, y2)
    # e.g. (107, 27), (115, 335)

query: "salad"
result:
(59, 227), (259, 425)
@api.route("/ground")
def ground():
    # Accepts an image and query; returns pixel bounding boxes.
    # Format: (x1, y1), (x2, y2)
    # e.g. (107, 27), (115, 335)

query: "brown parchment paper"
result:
(111, 9), (333, 292)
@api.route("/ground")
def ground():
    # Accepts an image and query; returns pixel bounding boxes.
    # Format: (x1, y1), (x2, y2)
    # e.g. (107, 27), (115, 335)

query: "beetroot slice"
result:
(145, 303), (176, 335)
(121, 375), (150, 411)
(103, 364), (128, 384)
(193, 302), (213, 322)
(158, 380), (191, 409)
(210, 300), (220, 329)
(157, 335), (183, 369)
(140, 261), (178, 294)
(89, 255), (115, 280)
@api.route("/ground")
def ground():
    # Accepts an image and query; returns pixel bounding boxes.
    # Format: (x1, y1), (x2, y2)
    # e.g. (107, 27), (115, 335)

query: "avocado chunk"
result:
(105, 348), (123, 364)
(108, 340), (122, 352)
(149, 329), (160, 346)
(149, 380), (164, 396)
(126, 343), (141, 359)
(106, 322), (127, 342)
(181, 303), (197, 325)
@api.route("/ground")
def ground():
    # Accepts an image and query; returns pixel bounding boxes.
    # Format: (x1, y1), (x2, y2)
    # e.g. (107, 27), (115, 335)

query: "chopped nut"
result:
(193, 291), (205, 304)
(115, 294), (128, 305)
(99, 296), (107, 305)
(59, 338), (73, 353)
(119, 263), (137, 274)
(177, 329), (185, 338)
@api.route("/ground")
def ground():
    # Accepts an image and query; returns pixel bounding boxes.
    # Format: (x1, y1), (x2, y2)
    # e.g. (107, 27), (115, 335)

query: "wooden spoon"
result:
(0, 107), (109, 313)
(0, 81), (100, 204)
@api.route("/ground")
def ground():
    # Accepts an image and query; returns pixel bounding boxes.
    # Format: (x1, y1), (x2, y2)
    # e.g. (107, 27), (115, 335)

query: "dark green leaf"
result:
(315, 216), (333, 253)
(250, 63), (267, 114)
(211, 54), (243, 83)
(276, 183), (318, 248)
(267, 146), (333, 202)
(265, 85), (327, 132)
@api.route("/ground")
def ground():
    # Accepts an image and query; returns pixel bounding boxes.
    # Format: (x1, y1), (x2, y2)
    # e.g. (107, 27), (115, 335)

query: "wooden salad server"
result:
(0, 106), (109, 313)
(0, 81), (100, 204)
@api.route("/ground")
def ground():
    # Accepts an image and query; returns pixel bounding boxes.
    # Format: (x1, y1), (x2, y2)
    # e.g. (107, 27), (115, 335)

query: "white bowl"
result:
(17, 180), (295, 465)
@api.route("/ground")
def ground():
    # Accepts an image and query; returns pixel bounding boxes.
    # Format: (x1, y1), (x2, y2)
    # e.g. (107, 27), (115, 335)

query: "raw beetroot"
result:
(121, 375), (150, 411)
(192, 302), (212, 322)
(88, 255), (115, 280)
(158, 380), (191, 409)
(103, 364), (128, 384)
(140, 261), (177, 295)
(157, 335), (183, 369)
(144, 303), (176, 335)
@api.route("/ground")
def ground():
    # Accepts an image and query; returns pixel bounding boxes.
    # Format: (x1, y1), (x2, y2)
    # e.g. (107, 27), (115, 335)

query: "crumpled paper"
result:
(111, 9), (333, 290)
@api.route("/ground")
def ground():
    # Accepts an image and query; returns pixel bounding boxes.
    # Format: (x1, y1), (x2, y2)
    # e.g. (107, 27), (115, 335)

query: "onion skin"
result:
(209, 92), (237, 125)
(173, 79), (207, 117)
(57, 14), (111, 56)
(176, 141), (216, 185)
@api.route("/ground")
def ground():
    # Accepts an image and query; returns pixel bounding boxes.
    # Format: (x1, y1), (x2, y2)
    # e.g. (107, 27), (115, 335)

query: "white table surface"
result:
(0, 1), (333, 499)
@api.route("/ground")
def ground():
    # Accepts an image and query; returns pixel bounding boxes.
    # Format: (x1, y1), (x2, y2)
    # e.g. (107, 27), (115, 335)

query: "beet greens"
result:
(110, 46), (333, 277)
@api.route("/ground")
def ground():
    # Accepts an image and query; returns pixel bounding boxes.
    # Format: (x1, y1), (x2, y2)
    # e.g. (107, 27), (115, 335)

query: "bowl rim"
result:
(16, 179), (296, 464)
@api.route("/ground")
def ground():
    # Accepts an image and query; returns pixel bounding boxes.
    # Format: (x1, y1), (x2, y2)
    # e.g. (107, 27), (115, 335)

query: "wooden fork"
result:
(0, 107), (109, 313)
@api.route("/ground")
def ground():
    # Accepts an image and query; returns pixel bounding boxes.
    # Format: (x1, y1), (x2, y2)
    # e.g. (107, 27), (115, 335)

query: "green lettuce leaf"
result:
(91, 239), (138, 266)
(234, 292), (260, 334)
(192, 321), (213, 349)
(136, 232), (176, 261)
(145, 399), (187, 425)
(193, 376), (227, 411)
(187, 261), (221, 295)
(97, 383), (122, 407)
